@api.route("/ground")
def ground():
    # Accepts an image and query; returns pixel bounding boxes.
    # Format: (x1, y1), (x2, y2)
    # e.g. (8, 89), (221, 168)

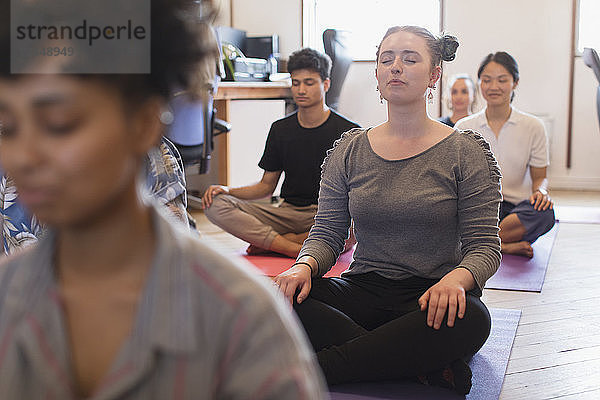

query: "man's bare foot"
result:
(502, 241), (534, 258)
(269, 235), (302, 258)
(282, 232), (309, 244)
(246, 244), (271, 255)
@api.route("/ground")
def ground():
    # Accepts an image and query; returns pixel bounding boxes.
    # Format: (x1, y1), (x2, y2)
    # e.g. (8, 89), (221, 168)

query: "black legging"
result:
(293, 272), (491, 385)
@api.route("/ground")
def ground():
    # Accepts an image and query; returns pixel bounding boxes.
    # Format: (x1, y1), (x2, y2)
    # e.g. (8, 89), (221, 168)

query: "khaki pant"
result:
(204, 195), (318, 249)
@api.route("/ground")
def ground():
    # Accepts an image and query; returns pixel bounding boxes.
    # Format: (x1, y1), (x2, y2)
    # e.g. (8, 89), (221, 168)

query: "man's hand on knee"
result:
(202, 185), (229, 209)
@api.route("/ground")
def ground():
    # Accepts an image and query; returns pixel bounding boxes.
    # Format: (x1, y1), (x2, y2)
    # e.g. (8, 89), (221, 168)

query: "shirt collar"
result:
(471, 110), (489, 129)
(3, 206), (199, 399)
(505, 105), (521, 125)
(9, 205), (199, 356)
(477, 105), (520, 128)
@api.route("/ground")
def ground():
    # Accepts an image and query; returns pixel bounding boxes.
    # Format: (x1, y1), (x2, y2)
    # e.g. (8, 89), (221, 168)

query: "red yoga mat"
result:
(241, 247), (354, 277)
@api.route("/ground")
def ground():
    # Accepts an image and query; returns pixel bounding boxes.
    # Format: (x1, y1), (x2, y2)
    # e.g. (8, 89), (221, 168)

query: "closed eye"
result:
(44, 122), (80, 135)
(0, 121), (15, 138)
(0, 112), (15, 139)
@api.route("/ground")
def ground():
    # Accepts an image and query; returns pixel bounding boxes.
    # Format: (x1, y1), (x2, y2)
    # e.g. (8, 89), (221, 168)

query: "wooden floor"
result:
(191, 190), (600, 400)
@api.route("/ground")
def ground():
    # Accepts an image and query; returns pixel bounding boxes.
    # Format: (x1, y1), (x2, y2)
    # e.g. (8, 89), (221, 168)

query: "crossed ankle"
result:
(417, 358), (472, 395)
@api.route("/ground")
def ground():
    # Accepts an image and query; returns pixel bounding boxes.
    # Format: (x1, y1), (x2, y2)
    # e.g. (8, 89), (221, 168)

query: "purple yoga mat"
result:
(329, 308), (521, 400)
(554, 205), (600, 224)
(485, 224), (558, 292)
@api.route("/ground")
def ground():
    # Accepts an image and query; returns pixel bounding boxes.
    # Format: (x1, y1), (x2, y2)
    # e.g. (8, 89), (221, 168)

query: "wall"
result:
(228, 100), (286, 194)
(213, 0), (231, 26)
(228, 0), (600, 190)
(230, 0), (302, 58)
(442, 0), (600, 190)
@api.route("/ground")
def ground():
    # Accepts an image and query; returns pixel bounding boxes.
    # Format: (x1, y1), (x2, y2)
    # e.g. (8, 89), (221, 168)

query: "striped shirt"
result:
(0, 206), (326, 399)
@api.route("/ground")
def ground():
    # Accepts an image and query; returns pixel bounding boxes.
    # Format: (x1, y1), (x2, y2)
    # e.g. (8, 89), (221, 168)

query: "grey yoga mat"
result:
(485, 224), (558, 292)
(329, 308), (521, 400)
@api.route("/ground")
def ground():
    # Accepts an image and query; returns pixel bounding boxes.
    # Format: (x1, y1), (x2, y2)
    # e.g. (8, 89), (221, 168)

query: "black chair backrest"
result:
(165, 91), (215, 174)
(583, 48), (600, 82)
(323, 29), (352, 111)
(583, 48), (600, 128)
(164, 24), (227, 175)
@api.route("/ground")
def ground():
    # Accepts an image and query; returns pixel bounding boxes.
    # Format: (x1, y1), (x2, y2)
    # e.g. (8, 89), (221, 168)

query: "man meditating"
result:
(202, 48), (359, 257)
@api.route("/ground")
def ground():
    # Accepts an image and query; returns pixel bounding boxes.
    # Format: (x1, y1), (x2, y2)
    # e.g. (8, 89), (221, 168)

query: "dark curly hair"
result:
(0, 0), (216, 104)
(376, 26), (459, 69)
(287, 48), (332, 81)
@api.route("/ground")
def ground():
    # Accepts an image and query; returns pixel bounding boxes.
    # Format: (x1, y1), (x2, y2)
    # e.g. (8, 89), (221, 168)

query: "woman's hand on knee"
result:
(529, 190), (553, 211)
(274, 264), (312, 304)
(418, 268), (475, 330)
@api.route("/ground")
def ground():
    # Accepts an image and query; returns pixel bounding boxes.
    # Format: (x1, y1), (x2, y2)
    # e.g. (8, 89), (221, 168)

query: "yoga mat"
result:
(329, 308), (521, 400)
(242, 247), (354, 277)
(485, 224), (558, 292)
(554, 205), (600, 224)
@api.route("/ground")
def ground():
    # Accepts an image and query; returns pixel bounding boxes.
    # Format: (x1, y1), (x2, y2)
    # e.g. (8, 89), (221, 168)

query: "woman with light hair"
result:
(439, 74), (476, 127)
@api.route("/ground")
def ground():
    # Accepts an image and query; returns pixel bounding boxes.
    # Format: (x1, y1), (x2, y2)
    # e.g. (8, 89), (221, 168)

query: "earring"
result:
(427, 88), (434, 104)
(159, 108), (174, 125)
(380, 93), (384, 104)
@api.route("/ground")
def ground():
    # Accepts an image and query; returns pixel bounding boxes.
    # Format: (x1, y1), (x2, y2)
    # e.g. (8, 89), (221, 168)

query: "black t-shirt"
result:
(258, 110), (360, 206)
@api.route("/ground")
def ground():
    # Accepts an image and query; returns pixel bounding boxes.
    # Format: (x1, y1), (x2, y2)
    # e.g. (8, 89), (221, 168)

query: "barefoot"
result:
(246, 244), (271, 255)
(418, 359), (472, 395)
(268, 235), (302, 258)
(282, 232), (309, 244)
(502, 241), (534, 258)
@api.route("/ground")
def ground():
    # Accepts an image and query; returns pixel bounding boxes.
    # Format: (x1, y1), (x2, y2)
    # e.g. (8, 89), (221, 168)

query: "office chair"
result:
(164, 24), (231, 208)
(583, 47), (600, 127)
(164, 23), (230, 173)
(165, 87), (230, 174)
(323, 29), (352, 110)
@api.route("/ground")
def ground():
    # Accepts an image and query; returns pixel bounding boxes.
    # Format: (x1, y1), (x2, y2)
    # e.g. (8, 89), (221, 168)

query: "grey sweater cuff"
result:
(298, 240), (339, 277)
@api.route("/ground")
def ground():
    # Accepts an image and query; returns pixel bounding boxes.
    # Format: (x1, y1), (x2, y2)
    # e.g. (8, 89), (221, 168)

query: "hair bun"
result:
(440, 34), (459, 62)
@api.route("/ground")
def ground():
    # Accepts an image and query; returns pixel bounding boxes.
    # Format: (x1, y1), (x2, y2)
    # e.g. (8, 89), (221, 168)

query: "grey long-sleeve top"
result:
(298, 128), (502, 293)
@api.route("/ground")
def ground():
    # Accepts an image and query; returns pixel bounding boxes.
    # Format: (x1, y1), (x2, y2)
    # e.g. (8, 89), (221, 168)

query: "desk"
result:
(213, 81), (291, 185)
(215, 81), (292, 100)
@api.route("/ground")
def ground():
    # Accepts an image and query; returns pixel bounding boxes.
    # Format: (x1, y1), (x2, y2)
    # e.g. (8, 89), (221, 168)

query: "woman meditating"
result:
(275, 26), (502, 395)
(0, 1), (325, 398)
(455, 51), (555, 258)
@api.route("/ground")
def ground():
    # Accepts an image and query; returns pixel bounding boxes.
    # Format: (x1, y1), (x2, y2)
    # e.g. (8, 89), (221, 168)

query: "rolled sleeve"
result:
(528, 120), (549, 168)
